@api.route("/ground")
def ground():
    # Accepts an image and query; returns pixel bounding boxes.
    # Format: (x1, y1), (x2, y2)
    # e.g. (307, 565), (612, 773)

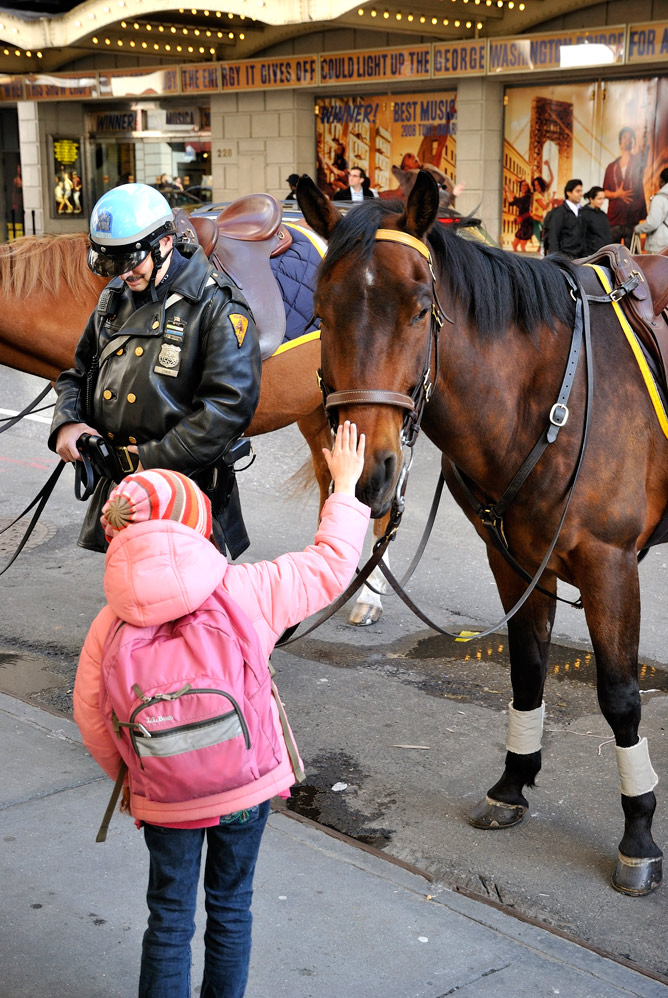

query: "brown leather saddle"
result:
(578, 243), (668, 386)
(173, 194), (296, 360)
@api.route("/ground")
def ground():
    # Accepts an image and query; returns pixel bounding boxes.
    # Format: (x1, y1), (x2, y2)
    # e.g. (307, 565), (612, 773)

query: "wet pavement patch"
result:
(410, 631), (668, 692)
(0, 650), (69, 698)
(0, 648), (75, 716)
(283, 751), (394, 849)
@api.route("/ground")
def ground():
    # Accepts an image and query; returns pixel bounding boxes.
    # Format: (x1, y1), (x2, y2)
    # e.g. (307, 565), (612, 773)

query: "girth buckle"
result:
(549, 403), (569, 428)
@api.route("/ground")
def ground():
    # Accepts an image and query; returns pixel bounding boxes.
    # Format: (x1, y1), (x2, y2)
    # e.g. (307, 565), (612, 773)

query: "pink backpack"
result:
(96, 589), (292, 840)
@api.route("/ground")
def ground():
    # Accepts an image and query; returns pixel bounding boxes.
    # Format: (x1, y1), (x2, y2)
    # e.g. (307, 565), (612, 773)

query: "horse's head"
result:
(297, 172), (441, 517)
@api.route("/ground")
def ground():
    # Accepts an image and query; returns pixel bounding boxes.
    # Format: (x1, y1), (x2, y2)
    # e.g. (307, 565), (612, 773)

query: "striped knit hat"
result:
(101, 469), (212, 543)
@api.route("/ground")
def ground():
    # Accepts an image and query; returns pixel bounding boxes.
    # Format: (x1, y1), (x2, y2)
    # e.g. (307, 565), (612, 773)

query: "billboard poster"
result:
(315, 91), (456, 197)
(502, 79), (659, 251)
(51, 136), (84, 218)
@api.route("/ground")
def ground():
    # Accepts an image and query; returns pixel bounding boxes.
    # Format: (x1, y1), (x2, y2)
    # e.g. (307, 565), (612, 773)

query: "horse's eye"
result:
(413, 307), (430, 324)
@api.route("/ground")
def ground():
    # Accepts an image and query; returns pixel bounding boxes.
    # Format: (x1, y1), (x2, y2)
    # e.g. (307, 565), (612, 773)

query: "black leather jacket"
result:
(49, 246), (261, 557)
(544, 203), (585, 259)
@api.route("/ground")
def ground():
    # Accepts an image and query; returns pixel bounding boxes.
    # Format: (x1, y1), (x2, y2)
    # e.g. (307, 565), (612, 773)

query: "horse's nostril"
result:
(365, 451), (398, 496)
(382, 453), (397, 486)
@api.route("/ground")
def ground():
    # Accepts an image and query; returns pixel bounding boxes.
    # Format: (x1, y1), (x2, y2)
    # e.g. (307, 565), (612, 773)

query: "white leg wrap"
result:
(506, 700), (545, 755)
(615, 737), (658, 797)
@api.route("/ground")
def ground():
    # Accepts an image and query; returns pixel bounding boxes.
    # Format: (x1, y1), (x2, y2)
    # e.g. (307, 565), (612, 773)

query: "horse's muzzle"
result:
(357, 450), (399, 517)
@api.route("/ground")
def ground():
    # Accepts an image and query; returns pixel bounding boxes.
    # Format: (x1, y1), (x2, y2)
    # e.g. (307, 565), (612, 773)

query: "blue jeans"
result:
(138, 801), (270, 998)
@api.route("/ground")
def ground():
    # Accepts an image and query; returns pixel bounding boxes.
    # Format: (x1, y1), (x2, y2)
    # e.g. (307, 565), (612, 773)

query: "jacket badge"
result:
(229, 313), (248, 347)
(154, 343), (181, 378)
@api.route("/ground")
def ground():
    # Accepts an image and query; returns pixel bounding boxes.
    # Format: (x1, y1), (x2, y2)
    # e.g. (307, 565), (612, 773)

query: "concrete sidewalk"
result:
(2, 690), (667, 998)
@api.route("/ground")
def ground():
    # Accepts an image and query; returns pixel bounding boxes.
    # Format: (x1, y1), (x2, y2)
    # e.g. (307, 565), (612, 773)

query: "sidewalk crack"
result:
(0, 775), (104, 810)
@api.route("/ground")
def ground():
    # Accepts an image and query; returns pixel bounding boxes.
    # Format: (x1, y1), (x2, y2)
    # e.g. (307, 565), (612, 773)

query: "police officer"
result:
(49, 183), (261, 557)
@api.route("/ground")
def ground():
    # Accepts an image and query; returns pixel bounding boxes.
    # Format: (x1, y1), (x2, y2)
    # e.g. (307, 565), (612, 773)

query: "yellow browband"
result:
(375, 228), (431, 261)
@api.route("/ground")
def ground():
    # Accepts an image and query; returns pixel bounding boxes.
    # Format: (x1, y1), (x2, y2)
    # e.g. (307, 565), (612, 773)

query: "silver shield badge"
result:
(158, 343), (181, 369)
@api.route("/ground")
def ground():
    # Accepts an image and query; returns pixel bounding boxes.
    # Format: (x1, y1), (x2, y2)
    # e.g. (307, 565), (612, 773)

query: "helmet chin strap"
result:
(148, 241), (174, 302)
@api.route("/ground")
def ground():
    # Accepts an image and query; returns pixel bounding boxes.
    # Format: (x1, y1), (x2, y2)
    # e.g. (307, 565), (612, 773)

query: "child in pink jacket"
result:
(74, 422), (370, 998)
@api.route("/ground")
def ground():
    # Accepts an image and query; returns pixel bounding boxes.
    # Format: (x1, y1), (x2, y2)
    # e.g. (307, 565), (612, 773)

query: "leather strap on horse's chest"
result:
(451, 267), (591, 610)
(587, 263), (668, 440)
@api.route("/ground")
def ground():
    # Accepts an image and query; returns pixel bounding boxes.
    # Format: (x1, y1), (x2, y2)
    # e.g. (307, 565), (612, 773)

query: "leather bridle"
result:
(317, 228), (447, 451)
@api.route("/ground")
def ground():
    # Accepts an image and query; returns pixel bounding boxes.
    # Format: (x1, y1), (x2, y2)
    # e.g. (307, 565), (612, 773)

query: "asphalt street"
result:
(2, 366), (668, 980)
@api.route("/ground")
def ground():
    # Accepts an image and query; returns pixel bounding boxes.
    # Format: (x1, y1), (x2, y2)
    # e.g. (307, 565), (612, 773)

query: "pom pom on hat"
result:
(101, 469), (212, 543)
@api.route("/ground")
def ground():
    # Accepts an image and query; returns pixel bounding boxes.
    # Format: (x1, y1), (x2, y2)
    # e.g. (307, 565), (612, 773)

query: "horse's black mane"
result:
(320, 199), (576, 341)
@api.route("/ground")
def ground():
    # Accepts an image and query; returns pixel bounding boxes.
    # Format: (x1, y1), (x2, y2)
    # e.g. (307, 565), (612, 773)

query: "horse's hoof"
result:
(612, 853), (663, 896)
(348, 602), (383, 626)
(469, 795), (527, 829)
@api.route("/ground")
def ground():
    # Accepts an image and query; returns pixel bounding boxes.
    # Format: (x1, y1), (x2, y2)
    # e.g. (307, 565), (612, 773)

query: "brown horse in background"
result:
(0, 230), (400, 625)
(297, 170), (668, 895)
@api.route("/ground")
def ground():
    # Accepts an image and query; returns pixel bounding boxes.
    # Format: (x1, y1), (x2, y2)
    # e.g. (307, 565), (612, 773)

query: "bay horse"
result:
(297, 170), (668, 895)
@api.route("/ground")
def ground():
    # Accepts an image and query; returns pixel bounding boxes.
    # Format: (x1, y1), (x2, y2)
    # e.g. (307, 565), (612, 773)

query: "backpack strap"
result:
(96, 760), (128, 843)
(268, 662), (305, 783)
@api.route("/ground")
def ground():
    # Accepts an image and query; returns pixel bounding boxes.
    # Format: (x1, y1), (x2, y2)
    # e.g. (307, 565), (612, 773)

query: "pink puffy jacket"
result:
(74, 492), (370, 825)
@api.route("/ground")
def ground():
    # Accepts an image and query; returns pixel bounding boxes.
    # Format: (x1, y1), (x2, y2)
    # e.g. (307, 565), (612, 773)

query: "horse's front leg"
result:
(469, 547), (556, 830)
(294, 409), (390, 626)
(577, 543), (662, 896)
(348, 516), (391, 626)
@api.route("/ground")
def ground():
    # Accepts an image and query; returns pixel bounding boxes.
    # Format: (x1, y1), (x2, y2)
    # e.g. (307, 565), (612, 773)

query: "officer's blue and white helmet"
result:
(88, 183), (176, 277)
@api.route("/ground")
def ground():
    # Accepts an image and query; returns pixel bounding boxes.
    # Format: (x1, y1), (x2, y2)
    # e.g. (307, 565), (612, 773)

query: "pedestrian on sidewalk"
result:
(634, 166), (668, 253)
(73, 422), (370, 998)
(543, 178), (585, 258)
(581, 185), (612, 254)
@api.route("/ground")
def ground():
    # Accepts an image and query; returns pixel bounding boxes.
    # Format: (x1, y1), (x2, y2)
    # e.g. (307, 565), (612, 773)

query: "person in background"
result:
(71, 170), (83, 213)
(73, 423), (370, 998)
(505, 179), (533, 252)
(327, 141), (349, 193)
(529, 162), (554, 247)
(62, 172), (75, 212)
(543, 178), (585, 258)
(634, 167), (668, 254)
(11, 163), (23, 218)
(603, 126), (649, 246)
(333, 166), (378, 202)
(581, 186), (612, 255)
(285, 173), (299, 201)
(49, 183), (261, 558)
(55, 174), (73, 214)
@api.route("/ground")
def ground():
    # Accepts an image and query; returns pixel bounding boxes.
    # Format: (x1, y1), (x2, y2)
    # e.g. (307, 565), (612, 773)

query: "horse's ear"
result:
(400, 170), (440, 238)
(296, 175), (342, 240)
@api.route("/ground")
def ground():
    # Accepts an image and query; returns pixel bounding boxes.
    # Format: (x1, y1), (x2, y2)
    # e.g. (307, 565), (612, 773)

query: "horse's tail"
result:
(286, 457), (319, 502)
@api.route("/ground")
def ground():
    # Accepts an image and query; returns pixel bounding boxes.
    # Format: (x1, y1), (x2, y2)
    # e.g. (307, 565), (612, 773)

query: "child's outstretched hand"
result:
(322, 421), (365, 495)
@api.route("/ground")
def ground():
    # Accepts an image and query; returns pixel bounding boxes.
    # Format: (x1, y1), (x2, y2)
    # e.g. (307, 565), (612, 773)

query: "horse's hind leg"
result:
(577, 544), (662, 895)
(470, 551), (556, 830)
